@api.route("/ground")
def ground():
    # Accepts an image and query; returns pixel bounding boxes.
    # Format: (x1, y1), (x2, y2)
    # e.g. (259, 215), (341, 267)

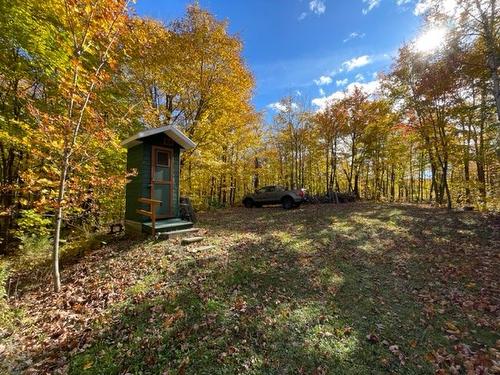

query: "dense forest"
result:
(0, 0), (499, 257)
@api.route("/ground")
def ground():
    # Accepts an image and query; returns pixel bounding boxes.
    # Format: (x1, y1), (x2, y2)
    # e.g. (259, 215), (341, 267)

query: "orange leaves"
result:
(163, 309), (186, 329)
(232, 296), (247, 313)
(445, 321), (461, 336)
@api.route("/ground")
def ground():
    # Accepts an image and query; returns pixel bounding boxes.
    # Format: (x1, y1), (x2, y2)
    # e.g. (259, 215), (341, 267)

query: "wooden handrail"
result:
(136, 209), (153, 217)
(136, 197), (162, 236)
(138, 198), (162, 205)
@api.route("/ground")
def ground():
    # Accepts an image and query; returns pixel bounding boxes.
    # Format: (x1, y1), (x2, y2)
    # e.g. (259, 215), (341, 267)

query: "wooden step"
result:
(142, 218), (194, 234)
(157, 228), (200, 238)
(181, 236), (204, 246)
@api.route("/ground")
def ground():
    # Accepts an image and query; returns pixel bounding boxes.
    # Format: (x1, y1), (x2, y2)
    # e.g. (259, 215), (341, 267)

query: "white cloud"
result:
(319, 88), (325, 96)
(314, 75), (333, 86)
(343, 32), (366, 43)
(414, 0), (458, 16)
(267, 101), (299, 112)
(414, 0), (431, 15)
(312, 80), (381, 110)
(328, 67), (344, 76)
(396, 0), (412, 5)
(295, 90), (302, 96)
(336, 78), (348, 87)
(298, 0), (326, 21)
(267, 102), (287, 112)
(352, 80), (381, 95)
(355, 73), (365, 82)
(312, 93), (344, 109)
(309, 0), (326, 15)
(342, 55), (372, 71)
(362, 0), (381, 14)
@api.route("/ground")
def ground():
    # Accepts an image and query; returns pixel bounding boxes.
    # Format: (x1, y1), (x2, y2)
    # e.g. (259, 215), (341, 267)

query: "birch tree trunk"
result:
(52, 152), (70, 292)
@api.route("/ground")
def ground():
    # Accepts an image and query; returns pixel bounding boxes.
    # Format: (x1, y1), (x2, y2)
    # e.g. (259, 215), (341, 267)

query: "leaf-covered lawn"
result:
(1, 203), (499, 374)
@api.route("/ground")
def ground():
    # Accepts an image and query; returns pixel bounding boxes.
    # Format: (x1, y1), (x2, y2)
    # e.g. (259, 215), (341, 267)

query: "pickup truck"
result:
(242, 186), (305, 209)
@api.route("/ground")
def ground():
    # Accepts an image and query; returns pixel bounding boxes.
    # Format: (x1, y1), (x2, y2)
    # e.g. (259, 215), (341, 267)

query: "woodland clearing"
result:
(1, 203), (498, 374)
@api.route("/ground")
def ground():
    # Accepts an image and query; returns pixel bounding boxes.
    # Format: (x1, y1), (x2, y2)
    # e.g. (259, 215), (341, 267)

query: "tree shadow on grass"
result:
(13, 203), (498, 374)
(68, 202), (500, 374)
(67, 234), (371, 374)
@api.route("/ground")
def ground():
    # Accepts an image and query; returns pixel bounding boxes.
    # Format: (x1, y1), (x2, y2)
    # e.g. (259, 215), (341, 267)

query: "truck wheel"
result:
(255, 203), (263, 208)
(243, 198), (254, 208)
(282, 196), (294, 210)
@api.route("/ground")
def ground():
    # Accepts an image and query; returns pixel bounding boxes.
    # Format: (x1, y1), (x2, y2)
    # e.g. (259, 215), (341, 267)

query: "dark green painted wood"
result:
(125, 132), (183, 225)
(125, 143), (146, 222)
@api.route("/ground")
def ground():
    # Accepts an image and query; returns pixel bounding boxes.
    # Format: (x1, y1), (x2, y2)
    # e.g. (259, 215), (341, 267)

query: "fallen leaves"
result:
(232, 296), (247, 313)
(177, 356), (189, 375)
(0, 238), (198, 373)
(366, 333), (379, 343)
(388, 344), (406, 365)
(1, 203), (498, 374)
(445, 321), (461, 335)
(163, 309), (186, 328)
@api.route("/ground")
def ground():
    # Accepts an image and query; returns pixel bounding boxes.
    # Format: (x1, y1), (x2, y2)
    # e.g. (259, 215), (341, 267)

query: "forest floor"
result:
(1, 203), (499, 374)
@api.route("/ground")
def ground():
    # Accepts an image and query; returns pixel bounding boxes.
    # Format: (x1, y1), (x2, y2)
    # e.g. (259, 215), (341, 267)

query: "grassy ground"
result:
(1, 203), (498, 374)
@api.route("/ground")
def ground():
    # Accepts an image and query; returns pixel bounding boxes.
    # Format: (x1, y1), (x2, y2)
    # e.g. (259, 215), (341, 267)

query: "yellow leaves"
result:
(445, 321), (461, 335)
(0, 118), (33, 150)
(19, 198), (29, 206)
(118, 8), (259, 206)
(163, 309), (186, 328)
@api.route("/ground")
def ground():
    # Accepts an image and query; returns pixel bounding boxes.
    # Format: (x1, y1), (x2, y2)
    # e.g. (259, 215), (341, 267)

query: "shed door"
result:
(151, 146), (173, 218)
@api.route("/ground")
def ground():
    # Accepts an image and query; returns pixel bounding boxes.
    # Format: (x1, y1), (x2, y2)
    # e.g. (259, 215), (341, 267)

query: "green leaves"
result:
(15, 209), (52, 239)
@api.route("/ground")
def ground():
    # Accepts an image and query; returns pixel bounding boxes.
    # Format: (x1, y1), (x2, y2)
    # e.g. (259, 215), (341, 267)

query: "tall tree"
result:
(38, 0), (131, 292)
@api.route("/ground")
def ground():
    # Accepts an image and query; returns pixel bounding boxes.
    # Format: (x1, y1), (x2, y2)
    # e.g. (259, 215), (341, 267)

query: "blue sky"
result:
(135, 0), (426, 118)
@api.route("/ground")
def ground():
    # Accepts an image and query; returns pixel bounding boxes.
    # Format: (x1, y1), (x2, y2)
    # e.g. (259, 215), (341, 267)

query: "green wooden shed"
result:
(121, 126), (196, 235)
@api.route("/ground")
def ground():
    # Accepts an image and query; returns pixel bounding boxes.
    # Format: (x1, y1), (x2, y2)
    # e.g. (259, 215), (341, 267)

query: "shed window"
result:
(156, 150), (170, 167)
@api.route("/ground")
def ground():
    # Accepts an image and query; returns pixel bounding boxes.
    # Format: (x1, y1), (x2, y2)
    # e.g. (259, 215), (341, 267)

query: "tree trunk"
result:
(364, 164), (369, 200)
(354, 172), (360, 199)
(409, 144), (414, 202)
(463, 137), (471, 205)
(325, 145), (330, 195)
(390, 167), (395, 202)
(477, 162), (487, 205)
(253, 157), (259, 190)
(52, 151), (71, 293)
(488, 55), (500, 121)
(444, 170), (452, 209)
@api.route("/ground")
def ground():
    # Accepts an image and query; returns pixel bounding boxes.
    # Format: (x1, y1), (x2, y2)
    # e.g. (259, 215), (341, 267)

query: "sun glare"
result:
(415, 27), (447, 53)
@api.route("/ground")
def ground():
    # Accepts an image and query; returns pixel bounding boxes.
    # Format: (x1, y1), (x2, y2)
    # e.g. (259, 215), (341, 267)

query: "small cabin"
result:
(121, 126), (196, 235)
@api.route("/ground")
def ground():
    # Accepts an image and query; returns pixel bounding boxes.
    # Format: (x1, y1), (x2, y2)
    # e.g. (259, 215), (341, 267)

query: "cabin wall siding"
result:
(125, 144), (145, 222)
(125, 133), (182, 223)
(172, 147), (180, 217)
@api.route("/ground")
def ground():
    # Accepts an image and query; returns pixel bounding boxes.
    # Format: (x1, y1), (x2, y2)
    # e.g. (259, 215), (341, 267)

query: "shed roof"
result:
(121, 125), (196, 150)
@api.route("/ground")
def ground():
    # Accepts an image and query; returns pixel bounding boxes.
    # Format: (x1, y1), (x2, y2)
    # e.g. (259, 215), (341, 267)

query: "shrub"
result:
(15, 209), (52, 240)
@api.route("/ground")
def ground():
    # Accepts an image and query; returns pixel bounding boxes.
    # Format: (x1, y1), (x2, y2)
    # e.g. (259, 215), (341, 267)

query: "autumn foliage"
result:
(1, 1), (499, 258)
(0, 0), (499, 373)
